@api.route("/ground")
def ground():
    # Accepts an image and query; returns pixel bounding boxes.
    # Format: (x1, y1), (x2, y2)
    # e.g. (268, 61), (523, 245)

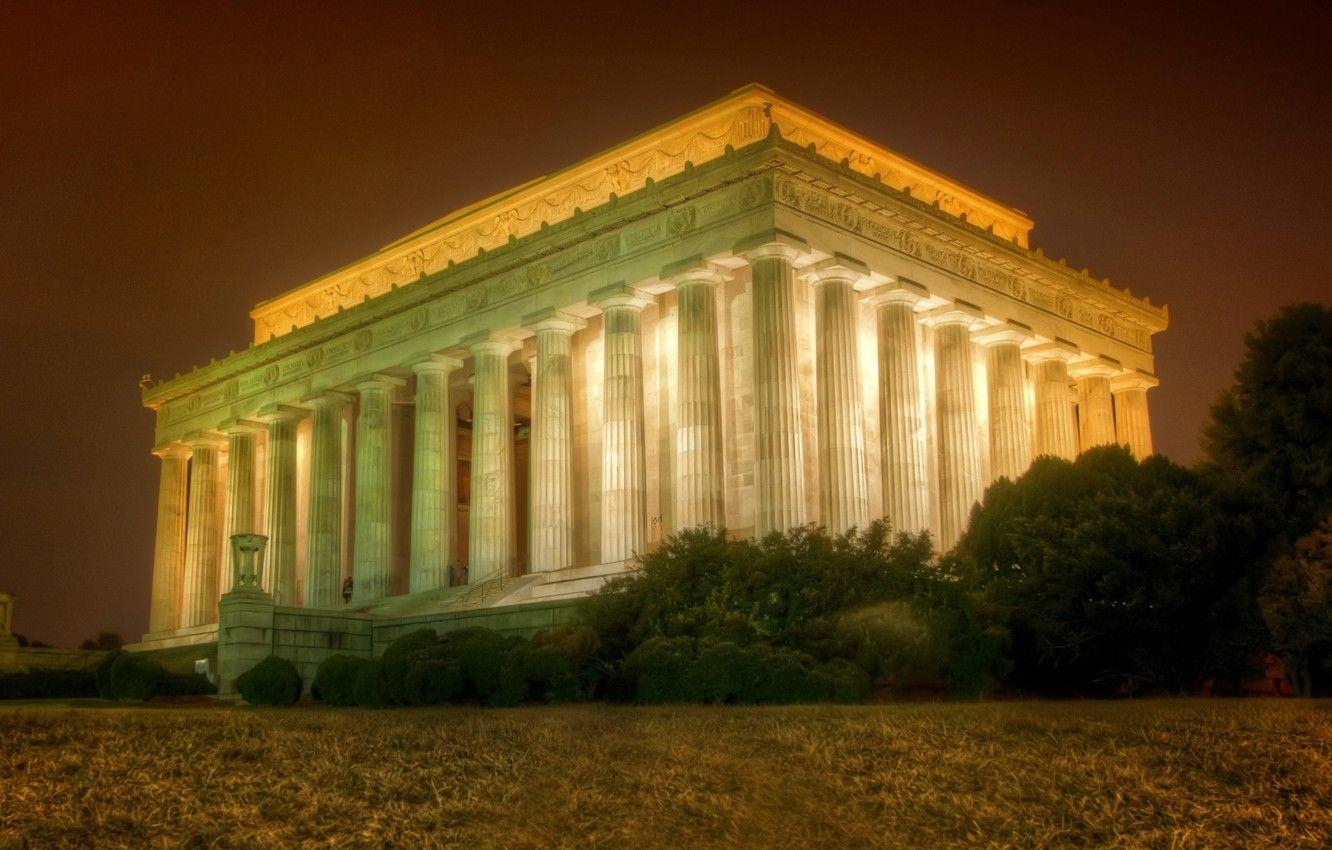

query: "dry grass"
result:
(1, 700), (1329, 849)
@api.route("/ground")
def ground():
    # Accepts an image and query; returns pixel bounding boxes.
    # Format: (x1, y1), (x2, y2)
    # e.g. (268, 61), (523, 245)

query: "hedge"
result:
(313, 654), (371, 706)
(236, 655), (302, 706)
(109, 653), (164, 702)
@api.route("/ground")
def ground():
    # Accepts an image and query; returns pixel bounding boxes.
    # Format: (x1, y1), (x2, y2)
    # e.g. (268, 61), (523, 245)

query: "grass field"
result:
(1, 700), (1328, 849)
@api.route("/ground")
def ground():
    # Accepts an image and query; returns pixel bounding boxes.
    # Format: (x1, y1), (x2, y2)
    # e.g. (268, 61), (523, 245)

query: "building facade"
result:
(138, 85), (1167, 646)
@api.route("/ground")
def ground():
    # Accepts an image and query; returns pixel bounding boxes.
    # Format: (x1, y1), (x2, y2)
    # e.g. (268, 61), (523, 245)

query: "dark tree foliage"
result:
(579, 522), (1004, 699)
(109, 653), (164, 702)
(79, 632), (123, 651)
(1203, 302), (1332, 540)
(95, 650), (124, 699)
(1260, 517), (1332, 697)
(312, 654), (371, 706)
(957, 446), (1272, 695)
(0, 668), (98, 699)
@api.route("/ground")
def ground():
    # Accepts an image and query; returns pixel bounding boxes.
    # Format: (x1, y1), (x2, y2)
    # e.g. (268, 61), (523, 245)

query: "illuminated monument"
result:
(136, 85), (1166, 667)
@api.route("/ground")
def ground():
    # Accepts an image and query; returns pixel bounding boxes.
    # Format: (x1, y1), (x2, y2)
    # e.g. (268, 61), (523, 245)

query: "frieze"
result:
(775, 177), (1153, 350)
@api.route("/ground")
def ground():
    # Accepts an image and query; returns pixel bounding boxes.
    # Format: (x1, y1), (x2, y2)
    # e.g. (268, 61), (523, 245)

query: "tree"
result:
(1260, 517), (1332, 697)
(79, 632), (124, 651)
(1203, 303), (1332, 540)
(957, 446), (1271, 695)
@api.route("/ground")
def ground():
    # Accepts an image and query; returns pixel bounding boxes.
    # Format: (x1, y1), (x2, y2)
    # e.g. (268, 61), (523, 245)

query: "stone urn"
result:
(229, 533), (269, 592)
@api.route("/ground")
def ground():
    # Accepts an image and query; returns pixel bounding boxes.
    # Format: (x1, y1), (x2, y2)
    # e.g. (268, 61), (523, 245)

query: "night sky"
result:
(2, 2), (1328, 646)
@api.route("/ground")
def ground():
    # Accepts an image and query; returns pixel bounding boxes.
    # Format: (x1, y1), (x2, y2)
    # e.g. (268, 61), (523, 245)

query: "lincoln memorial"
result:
(135, 85), (1166, 655)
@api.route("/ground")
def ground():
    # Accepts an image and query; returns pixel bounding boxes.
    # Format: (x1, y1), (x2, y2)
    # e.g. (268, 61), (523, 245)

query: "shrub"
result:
(0, 668), (98, 700)
(626, 636), (698, 704)
(447, 628), (530, 707)
(404, 657), (465, 705)
(95, 650), (124, 699)
(313, 654), (371, 706)
(109, 653), (164, 702)
(235, 656), (302, 706)
(353, 660), (385, 708)
(817, 658), (874, 703)
(524, 626), (601, 703)
(834, 602), (949, 689)
(158, 671), (218, 696)
(377, 629), (442, 705)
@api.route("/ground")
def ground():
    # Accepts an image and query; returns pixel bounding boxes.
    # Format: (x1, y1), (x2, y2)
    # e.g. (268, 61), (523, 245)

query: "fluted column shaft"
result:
(525, 318), (581, 572)
(809, 264), (869, 533)
(1113, 373), (1158, 459)
(408, 360), (460, 592)
(220, 426), (259, 595)
(181, 435), (225, 626)
(874, 292), (931, 534)
(148, 444), (190, 633)
(263, 410), (301, 606)
(675, 273), (725, 528)
(307, 394), (349, 606)
(354, 378), (400, 601)
(469, 339), (518, 583)
(930, 311), (984, 550)
(599, 294), (649, 561)
(1073, 362), (1117, 450)
(976, 327), (1032, 482)
(1030, 346), (1079, 461)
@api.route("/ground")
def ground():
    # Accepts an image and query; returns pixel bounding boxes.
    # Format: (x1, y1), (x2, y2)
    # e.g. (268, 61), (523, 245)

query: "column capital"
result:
(255, 403), (308, 423)
(920, 301), (986, 330)
(521, 308), (587, 335)
(590, 282), (653, 311)
(410, 354), (464, 376)
(863, 279), (930, 308)
(1111, 370), (1160, 392)
(800, 253), (871, 287)
(1024, 339), (1081, 364)
(299, 389), (356, 408)
(152, 442), (192, 460)
(733, 228), (810, 262)
(355, 373), (408, 393)
(217, 417), (267, 435)
(1069, 356), (1122, 379)
(972, 322), (1034, 347)
(462, 331), (522, 357)
(660, 255), (732, 288)
(181, 430), (227, 450)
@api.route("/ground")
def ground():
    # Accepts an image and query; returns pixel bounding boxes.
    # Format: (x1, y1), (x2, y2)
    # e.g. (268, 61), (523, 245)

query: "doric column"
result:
(468, 336), (520, 584)
(306, 392), (351, 607)
(148, 443), (191, 633)
(923, 304), (986, 550)
(261, 406), (303, 607)
(181, 433), (226, 627)
(521, 312), (583, 572)
(408, 357), (462, 592)
(803, 257), (870, 533)
(1071, 357), (1119, 451)
(1027, 341), (1080, 461)
(219, 421), (263, 596)
(594, 285), (651, 562)
(740, 234), (808, 536)
(974, 324), (1033, 483)
(353, 375), (404, 602)
(669, 261), (727, 529)
(1112, 371), (1159, 459)
(869, 282), (931, 535)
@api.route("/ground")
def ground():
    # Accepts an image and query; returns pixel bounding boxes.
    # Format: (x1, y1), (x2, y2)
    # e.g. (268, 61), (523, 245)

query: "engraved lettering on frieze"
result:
(625, 222), (661, 248)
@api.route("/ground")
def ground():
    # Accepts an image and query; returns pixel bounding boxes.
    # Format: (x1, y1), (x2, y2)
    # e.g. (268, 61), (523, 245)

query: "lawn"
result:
(1, 700), (1328, 849)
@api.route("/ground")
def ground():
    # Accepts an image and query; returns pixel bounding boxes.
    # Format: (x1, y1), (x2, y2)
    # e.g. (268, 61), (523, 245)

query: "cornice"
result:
(247, 84), (1034, 343)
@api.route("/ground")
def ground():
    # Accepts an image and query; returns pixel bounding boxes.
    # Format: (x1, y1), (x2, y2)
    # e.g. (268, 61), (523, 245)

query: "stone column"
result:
(974, 324), (1033, 483)
(307, 392), (351, 607)
(670, 263), (727, 529)
(923, 304), (985, 550)
(869, 282), (931, 535)
(262, 406), (303, 607)
(148, 443), (191, 633)
(408, 357), (462, 592)
(521, 313), (584, 572)
(468, 336), (519, 583)
(353, 375), (404, 602)
(1071, 357), (1119, 451)
(742, 236), (807, 536)
(595, 286), (651, 562)
(181, 433), (225, 627)
(1027, 341), (1080, 461)
(804, 257), (870, 533)
(219, 421), (263, 596)
(1112, 372), (1158, 459)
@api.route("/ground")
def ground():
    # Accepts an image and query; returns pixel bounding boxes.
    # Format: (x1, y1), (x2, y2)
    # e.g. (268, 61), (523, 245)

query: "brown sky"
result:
(1, 1), (1328, 646)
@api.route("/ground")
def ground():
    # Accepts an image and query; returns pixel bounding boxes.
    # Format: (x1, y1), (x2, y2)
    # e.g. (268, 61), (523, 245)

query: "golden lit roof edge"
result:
(250, 83), (1036, 343)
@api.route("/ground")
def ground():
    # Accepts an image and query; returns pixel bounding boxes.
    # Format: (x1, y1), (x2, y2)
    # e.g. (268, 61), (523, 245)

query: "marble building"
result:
(137, 84), (1166, 646)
